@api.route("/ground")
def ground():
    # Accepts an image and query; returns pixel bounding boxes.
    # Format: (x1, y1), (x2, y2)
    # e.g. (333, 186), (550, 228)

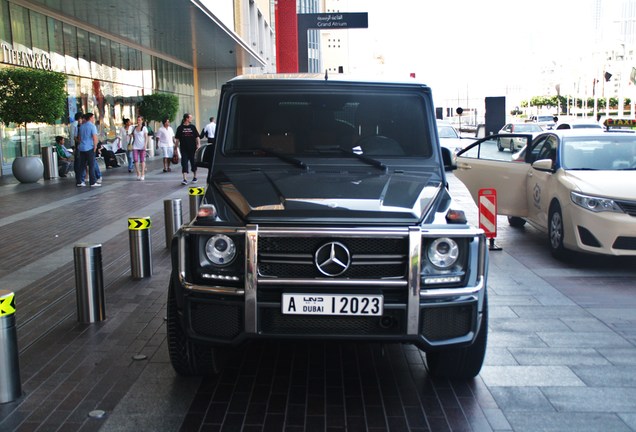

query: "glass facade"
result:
(0, 0), (194, 168)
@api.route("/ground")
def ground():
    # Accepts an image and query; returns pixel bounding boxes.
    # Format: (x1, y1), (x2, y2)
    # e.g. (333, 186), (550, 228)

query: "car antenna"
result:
(324, 69), (329, 81)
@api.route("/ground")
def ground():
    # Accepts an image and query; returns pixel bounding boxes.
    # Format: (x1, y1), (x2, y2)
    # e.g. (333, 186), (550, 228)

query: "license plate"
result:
(281, 294), (383, 316)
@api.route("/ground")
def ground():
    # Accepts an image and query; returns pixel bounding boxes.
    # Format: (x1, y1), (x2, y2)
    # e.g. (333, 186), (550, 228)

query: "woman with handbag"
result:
(157, 117), (176, 172)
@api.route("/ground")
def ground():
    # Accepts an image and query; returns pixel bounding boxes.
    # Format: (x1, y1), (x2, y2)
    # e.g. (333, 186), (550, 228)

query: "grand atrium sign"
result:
(1, 43), (52, 71)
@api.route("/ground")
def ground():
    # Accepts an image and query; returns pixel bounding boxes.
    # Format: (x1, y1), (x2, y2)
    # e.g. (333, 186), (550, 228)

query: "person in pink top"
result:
(131, 115), (148, 180)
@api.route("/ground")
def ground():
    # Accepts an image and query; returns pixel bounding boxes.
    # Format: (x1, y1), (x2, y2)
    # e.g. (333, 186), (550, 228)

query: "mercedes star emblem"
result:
(315, 241), (351, 276)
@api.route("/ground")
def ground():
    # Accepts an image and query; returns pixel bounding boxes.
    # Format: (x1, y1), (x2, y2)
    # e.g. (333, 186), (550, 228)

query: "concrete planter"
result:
(12, 156), (44, 183)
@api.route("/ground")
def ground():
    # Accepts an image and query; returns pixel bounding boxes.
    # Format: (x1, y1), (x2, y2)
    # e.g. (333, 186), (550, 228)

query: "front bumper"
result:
(172, 225), (488, 350)
(566, 203), (636, 256)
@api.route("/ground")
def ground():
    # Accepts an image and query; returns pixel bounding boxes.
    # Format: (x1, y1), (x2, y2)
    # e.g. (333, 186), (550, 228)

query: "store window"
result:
(9, 3), (30, 50)
(0, 1), (11, 45)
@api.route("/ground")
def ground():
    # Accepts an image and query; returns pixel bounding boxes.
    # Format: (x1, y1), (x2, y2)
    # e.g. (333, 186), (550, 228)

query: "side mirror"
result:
(441, 146), (457, 171)
(195, 144), (214, 169)
(532, 158), (554, 172)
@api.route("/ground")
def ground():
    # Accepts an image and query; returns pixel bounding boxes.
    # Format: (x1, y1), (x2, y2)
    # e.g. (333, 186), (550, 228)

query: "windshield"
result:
(514, 124), (542, 133)
(223, 92), (433, 158)
(562, 136), (636, 170)
(438, 125), (459, 138)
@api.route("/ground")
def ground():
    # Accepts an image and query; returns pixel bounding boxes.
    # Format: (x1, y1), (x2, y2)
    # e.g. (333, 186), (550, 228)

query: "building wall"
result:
(0, 0), (194, 168)
(0, 0), (275, 175)
(321, 0), (349, 74)
(276, 0), (299, 72)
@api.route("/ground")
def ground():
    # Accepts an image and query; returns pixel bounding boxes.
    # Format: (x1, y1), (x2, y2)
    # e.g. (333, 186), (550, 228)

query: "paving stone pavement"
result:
(0, 161), (635, 432)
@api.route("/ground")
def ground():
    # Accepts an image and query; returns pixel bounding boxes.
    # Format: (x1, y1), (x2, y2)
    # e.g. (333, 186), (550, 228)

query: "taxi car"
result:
(454, 129), (636, 257)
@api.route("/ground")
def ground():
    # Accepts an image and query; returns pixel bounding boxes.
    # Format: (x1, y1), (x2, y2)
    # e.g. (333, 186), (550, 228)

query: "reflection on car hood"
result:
(213, 169), (443, 223)
(564, 170), (636, 200)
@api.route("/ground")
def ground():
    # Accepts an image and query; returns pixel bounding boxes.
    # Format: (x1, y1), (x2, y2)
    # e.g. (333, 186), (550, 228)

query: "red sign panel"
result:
(478, 188), (497, 239)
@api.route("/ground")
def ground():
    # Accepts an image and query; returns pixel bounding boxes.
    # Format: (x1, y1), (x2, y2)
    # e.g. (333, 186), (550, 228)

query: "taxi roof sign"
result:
(603, 118), (636, 128)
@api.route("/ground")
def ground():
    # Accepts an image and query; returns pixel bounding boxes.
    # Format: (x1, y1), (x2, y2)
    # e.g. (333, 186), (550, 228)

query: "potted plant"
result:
(0, 68), (67, 182)
(138, 92), (179, 155)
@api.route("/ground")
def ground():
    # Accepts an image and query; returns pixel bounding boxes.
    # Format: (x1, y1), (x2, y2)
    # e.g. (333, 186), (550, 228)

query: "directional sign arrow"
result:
(0, 291), (16, 317)
(128, 217), (152, 230)
(188, 187), (205, 196)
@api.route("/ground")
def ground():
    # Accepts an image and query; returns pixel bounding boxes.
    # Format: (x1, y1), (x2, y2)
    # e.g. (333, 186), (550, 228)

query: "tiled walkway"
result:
(1, 159), (636, 431)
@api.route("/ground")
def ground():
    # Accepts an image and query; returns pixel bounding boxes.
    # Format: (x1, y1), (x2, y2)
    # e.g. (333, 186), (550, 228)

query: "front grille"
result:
(420, 305), (473, 341)
(258, 236), (408, 279)
(613, 236), (636, 250)
(190, 301), (243, 340)
(616, 200), (636, 217)
(259, 307), (405, 335)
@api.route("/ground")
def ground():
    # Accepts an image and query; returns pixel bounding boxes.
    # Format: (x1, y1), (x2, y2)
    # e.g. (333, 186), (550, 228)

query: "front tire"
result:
(167, 280), (226, 376)
(497, 138), (503, 151)
(425, 294), (488, 379)
(548, 202), (567, 259)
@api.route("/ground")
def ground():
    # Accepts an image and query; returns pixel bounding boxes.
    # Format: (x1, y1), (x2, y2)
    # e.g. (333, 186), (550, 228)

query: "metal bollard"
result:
(164, 199), (183, 249)
(0, 290), (22, 403)
(128, 217), (152, 279)
(42, 146), (59, 180)
(188, 186), (204, 221)
(73, 244), (105, 323)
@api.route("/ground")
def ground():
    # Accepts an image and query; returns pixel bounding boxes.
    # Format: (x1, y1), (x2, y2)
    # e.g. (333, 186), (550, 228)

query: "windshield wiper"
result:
(320, 147), (387, 172)
(235, 148), (308, 171)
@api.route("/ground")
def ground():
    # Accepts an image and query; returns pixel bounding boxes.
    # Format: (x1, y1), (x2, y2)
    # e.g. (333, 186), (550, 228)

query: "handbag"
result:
(171, 148), (180, 164)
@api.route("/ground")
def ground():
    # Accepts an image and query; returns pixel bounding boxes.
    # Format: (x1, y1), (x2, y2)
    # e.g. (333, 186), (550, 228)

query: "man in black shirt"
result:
(175, 113), (200, 185)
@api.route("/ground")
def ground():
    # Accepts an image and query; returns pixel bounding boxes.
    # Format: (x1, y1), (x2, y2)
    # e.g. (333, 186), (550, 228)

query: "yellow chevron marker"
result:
(0, 290), (16, 317)
(188, 187), (205, 196)
(128, 217), (152, 230)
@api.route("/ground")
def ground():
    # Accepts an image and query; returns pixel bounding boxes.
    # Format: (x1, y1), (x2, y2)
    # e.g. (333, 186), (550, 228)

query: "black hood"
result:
(211, 169), (443, 224)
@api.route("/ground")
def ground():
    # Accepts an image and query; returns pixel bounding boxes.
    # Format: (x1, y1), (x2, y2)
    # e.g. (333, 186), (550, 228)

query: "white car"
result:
(555, 122), (603, 130)
(497, 123), (544, 152)
(454, 130), (636, 258)
(437, 121), (472, 153)
(530, 115), (557, 130)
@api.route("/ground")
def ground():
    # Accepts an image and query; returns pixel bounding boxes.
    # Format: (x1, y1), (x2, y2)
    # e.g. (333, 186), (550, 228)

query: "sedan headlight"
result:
(205, 234), (237, 265)
(571, 192), (623, 213)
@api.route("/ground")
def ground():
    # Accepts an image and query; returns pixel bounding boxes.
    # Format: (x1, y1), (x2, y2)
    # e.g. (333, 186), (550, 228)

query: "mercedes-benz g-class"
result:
(167, 75), (488, 379)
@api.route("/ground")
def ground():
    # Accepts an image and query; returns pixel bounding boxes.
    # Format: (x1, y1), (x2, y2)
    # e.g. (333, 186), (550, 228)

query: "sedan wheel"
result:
(497, 138), (503, 151)
(548, 202), (567, 259)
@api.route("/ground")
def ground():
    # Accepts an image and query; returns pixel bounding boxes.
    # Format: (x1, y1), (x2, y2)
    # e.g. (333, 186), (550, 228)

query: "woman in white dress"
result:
(157, 117), (176, 172)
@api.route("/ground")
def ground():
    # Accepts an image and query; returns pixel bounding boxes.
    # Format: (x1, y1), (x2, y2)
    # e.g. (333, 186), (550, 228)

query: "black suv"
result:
(168, 75), (489, 379)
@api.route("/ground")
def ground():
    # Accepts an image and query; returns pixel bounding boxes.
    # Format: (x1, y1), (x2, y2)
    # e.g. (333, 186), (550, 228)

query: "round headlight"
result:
(205, 234), (236, 265)
(427, 237), (459, 269)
